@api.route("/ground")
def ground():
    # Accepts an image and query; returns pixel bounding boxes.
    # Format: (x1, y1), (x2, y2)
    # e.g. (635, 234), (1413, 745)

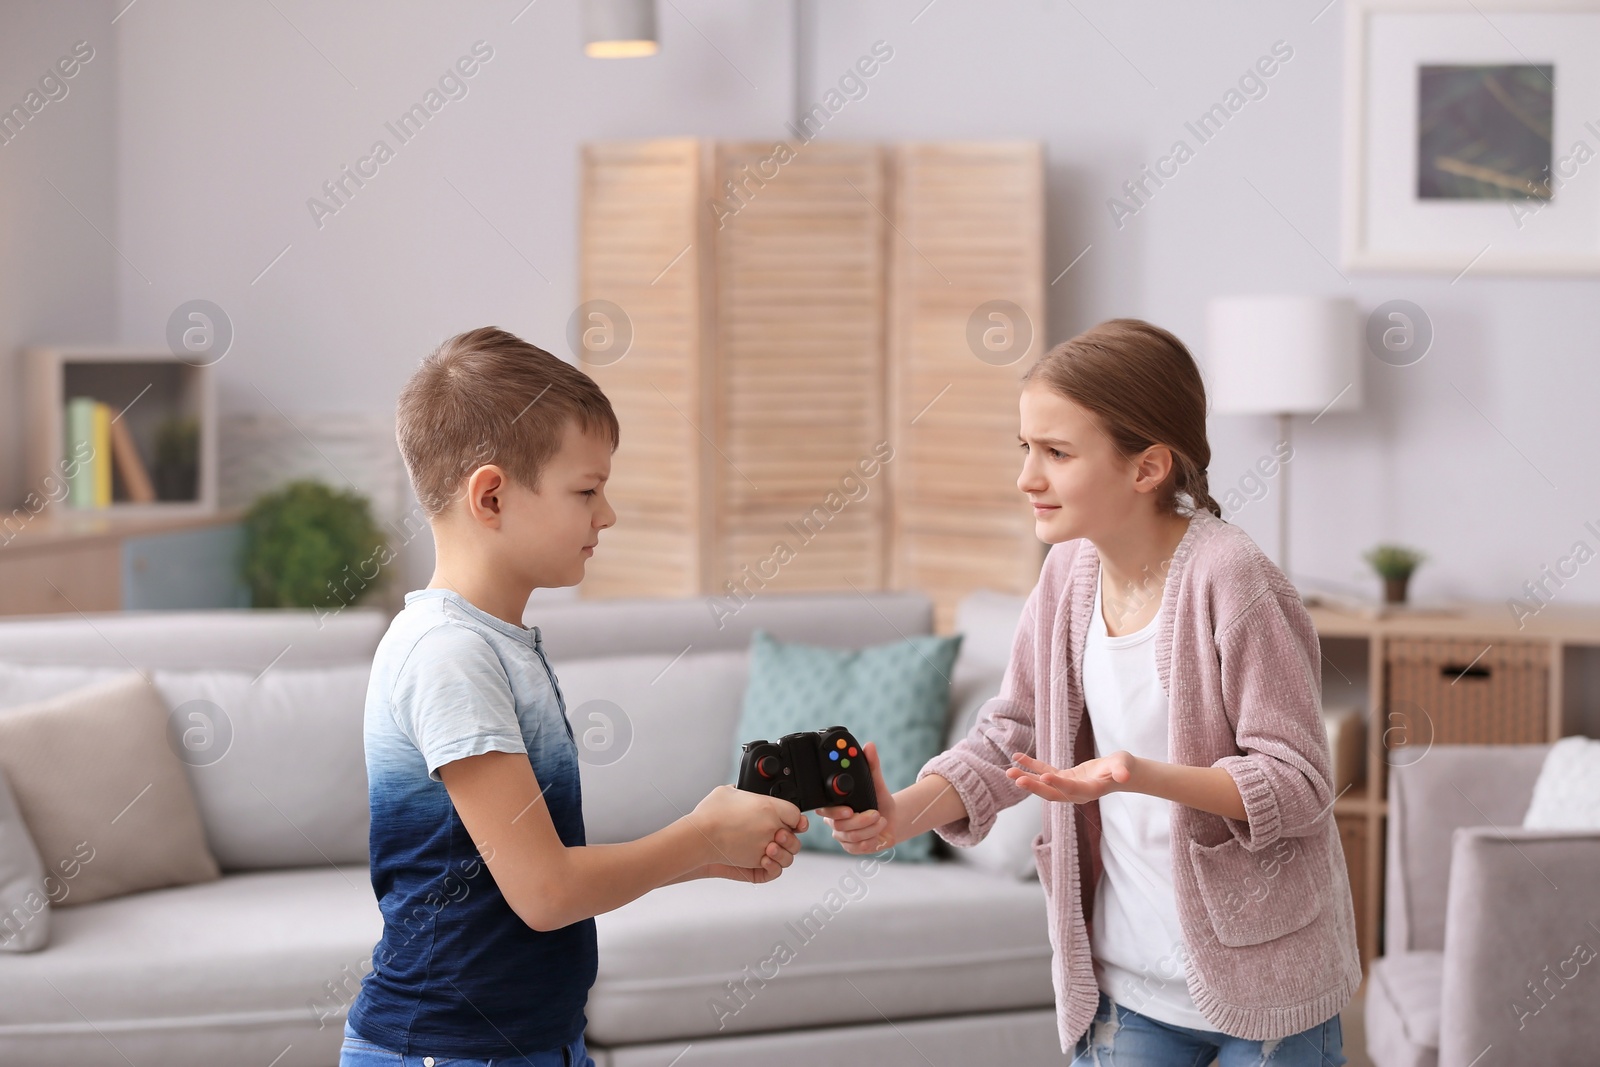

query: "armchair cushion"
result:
(1384, 744), (1548, 954)
(1365, 950), (1441, 1067)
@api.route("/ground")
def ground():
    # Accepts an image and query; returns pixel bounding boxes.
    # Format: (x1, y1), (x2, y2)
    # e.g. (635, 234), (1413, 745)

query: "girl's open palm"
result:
(1007, 751), (1134, 804)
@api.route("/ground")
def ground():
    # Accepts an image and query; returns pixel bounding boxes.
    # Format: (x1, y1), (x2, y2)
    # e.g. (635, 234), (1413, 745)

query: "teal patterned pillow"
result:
(730, 629), (963, 861)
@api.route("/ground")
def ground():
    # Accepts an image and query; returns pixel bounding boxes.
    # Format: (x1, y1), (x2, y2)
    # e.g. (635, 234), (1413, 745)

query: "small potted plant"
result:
(153, 414), (200, 501)
(1364, 543), (1427, 605)
(239, 479), (388, 610)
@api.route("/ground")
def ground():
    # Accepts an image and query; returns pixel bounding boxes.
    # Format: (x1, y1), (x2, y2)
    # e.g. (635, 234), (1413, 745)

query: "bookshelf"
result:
(1305, 598), (1600, 971)
(23, 347), (218, 517)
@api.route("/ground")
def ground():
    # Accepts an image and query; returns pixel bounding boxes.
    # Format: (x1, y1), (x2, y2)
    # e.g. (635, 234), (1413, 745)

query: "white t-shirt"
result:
(1083, 562), (1213, 1031)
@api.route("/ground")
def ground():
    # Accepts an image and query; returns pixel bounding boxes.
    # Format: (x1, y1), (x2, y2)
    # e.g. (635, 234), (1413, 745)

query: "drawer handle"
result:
(1441, 663), (1491, 680)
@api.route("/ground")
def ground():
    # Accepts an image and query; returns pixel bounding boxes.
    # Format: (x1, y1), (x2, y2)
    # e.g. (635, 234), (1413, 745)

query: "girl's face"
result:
(1017, 384), (1168, 545)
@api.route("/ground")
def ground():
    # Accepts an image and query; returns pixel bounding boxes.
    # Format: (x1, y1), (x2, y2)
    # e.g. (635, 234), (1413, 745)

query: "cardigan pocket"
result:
(1032, 830), (1053, 897)
(1187, 833), (1328, 947)
(1032, 830), (1058, 953)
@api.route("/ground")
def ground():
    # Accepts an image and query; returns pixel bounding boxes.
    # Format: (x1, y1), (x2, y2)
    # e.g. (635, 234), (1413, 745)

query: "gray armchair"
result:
(1366, 743), (1600, 1067)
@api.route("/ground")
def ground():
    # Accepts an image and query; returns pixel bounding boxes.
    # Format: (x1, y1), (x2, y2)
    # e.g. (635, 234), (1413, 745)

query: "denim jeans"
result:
(1070, 991), (1347, 1066)
(339, 1019), (595, 1067)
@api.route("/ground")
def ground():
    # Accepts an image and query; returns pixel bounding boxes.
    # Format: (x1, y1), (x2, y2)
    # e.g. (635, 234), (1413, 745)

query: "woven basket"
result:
(1384, 637), (1550, 747)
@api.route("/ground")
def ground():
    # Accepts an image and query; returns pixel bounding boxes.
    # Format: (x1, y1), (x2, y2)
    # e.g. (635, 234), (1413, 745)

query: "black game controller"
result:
(737, 726), (878, 813)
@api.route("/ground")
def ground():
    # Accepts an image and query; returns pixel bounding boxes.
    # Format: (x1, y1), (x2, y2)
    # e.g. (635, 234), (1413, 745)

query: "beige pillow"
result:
(0, 672), (219, 906)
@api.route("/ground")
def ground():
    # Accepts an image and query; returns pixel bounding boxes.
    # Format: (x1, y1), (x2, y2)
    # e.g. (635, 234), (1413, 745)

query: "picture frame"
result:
(1342, 0), (1600, 274)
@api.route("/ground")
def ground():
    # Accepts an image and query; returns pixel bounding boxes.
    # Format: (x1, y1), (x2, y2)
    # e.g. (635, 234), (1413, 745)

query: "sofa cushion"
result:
(1366, 951), (1441, 1067)
(0, 608), (387, 671)
(0, 865), (380, 1065)
(554, 650), (751, 844)
(0, 662), (371, 871)
(528, 590), (934, 662)
(0, 765), (49, 952)
(732, 631), (962, 860)
(0, 673), (220, 906)
(586, 852), (1053, 1045)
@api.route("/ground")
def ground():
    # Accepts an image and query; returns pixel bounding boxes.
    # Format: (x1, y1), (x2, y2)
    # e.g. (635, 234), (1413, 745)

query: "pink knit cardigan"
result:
(919, 508), (1361, 1049)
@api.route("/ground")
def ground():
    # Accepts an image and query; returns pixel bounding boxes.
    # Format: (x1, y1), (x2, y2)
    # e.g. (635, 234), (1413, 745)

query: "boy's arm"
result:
(439, 751), (804, 931)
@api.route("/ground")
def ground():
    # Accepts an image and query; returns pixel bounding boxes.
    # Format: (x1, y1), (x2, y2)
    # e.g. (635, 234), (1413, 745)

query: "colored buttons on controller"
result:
(848, 746), (858, 756)
(841, 758), (850, 767)
(829, 750), (839, 761)
(836, 738), (847, 749)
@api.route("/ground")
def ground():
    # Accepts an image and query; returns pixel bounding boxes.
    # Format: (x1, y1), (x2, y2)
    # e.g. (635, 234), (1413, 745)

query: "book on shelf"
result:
(63, 396), (159, 508)
(65, 396), (95, 508)
(108, 417), (157, 503)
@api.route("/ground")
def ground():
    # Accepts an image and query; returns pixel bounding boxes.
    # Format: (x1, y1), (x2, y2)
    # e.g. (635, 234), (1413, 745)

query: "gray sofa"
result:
(1365, 744), (1600, 1067)
(0, 589), (1065, 1067)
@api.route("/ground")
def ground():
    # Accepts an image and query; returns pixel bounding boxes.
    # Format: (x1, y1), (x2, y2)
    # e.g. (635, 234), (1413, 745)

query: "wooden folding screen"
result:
(887, 143), (1047, 630)
(577, 140), (705, 599)
(578, 139), (1045, 629)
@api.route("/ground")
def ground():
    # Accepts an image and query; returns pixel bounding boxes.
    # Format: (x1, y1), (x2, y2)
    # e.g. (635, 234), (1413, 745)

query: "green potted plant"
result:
(239, 479), (389, 610)
(153, 414), (200, 501)
(1364, 543), (1427, 605)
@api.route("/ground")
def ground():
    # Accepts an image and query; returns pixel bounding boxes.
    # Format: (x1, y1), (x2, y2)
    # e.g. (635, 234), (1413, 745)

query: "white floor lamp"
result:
(1205, 296), (1363, 588)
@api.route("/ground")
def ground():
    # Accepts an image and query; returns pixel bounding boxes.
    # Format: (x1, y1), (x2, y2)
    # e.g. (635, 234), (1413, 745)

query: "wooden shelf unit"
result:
(22, 346), (219, 518)
(1306, 600), (1600, 970)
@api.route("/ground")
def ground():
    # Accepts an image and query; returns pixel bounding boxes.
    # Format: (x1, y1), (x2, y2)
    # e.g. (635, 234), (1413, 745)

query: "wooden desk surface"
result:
(1306, 600), (1600, 645)
(1, 507), (247, 554)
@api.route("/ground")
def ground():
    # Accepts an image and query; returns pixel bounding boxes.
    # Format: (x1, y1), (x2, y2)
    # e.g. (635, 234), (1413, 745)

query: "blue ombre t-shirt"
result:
(347, 588), (596, 1057)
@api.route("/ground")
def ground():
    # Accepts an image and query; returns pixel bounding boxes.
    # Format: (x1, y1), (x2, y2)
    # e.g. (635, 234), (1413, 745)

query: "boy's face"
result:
(459, 419), (616, 589)
(1016, 384), (1170, 545)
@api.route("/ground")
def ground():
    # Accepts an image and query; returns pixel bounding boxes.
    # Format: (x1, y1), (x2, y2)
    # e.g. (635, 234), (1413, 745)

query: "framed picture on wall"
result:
(1342, 0), (1600, 274)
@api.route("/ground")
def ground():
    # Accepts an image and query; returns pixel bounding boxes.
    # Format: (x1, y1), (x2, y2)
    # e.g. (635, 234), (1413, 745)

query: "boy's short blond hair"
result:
(397, 326), (619, 518)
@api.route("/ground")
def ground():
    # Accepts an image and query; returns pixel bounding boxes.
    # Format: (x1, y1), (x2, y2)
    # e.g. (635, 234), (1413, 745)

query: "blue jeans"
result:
(1070, 991), (1346, 1066)
(339, 1019), (595, 1067)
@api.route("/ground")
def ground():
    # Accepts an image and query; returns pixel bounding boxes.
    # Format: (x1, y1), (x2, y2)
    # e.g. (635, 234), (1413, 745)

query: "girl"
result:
(821, 319), (1358, 1065)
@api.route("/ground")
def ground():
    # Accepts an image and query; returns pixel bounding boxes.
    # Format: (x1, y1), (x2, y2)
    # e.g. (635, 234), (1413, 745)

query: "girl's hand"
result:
(817, 741), (897, 854)
(1007, 751), (1135, 804)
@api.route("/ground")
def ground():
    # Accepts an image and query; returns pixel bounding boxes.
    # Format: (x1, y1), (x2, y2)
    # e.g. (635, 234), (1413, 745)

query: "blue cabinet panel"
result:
(122, 523), (251, 610)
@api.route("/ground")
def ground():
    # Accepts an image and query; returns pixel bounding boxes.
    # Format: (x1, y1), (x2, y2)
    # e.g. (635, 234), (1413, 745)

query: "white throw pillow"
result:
(0, 764), (49, 952)
(1523, 736), (1600, 830)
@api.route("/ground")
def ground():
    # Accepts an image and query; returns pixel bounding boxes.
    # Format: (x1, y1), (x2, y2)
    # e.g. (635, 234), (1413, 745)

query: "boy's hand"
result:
(818, 741), (897, 854)
(704, 819), (807, 883)
(689, 785), (806, 871)
(1007, 751), (1134, 804)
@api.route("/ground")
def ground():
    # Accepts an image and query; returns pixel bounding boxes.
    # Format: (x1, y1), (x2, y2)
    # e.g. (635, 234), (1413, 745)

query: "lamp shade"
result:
(1205, 296), (1362, 415)
(583, 0), (659, 58)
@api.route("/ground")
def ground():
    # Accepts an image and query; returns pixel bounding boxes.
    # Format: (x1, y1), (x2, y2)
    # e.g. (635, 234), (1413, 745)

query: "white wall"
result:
(9, 0), (1599, 614)
(109, 0), (792, 593)
(805, 0), (1600, 614)
(0, 0), (118, 517)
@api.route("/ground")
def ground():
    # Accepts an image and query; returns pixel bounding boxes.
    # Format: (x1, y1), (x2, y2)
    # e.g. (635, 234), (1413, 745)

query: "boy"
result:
(343, 327), (806, 1067)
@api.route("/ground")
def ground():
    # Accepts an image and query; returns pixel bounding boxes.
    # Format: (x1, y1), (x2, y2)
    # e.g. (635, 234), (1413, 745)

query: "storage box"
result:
(1384, 637), (1550, 746)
